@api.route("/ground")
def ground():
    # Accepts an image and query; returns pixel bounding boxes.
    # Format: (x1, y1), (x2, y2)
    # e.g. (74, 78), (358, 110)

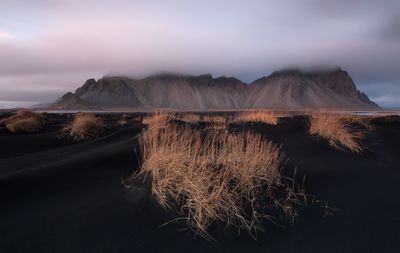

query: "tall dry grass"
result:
(118, 114), (130, 126)
(235, 111), (279, 125)
(174, 113), (227, 124)
(2, 109), (46, 133)
(202, 115), (228, 130)
(174, 113), (229, 130)
(340, 115), (374, 131)
(63, 113), (105, 140)
(135, 123), (302, 239)
(142, 113), (171, 130)
(178, 113), (201, 123)
(202, 115), (227, 123)
(308, 112), (365, 153)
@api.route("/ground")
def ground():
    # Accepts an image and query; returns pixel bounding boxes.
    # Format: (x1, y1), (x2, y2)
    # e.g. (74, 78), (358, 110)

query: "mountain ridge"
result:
(50, 69), (380, 110)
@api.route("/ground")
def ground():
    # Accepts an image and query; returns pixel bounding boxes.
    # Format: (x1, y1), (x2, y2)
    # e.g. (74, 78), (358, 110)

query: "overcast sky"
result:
(0, 0), (399, 108)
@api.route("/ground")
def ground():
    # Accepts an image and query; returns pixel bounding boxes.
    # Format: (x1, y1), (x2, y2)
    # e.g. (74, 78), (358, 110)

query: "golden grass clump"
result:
(174, 114), (229, 129)
(2, 109), (46, 134)
(235, 111), (279, 125)
(202, 115), (228, 130)
(179, 113), (201, 123)
(118, 114), (130, 126)
(308, 112), (365, 153)
(63, 113), (105, 140)
(202, 115), (227, 123)
(142, 113), (171, 130)
(340, 115), (374, 131)
(135, 123), (302, 239)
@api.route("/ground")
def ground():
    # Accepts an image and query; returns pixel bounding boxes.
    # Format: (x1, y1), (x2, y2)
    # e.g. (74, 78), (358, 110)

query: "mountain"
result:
(50, 69), (380, 110)
(245, 69), (379, 109)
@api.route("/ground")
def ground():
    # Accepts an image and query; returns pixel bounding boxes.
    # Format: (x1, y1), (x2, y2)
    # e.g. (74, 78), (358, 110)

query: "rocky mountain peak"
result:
(318, 69), (358, 96)
(75, 78), (97, 96)
(51, 69), (380, 110)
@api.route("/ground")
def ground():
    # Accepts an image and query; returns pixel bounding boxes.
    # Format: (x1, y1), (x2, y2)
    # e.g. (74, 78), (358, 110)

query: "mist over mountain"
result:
(51, 68), (379, 110)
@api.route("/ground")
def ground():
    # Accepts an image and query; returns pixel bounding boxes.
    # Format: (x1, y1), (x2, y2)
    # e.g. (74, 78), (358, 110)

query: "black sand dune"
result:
(1, 113), (400, 252)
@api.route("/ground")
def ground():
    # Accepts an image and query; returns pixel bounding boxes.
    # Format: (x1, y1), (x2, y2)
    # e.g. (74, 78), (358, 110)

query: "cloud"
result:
(0, 30), (13, 39)
(0, 0), (399, 108)
(373, 95), (400, 109)
(378, 15), (400, 40)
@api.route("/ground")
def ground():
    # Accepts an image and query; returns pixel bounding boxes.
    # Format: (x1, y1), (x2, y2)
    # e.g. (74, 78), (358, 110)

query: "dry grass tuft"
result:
(235, 111), (279, 125)
(179, 113), (201, 123)
(340, 115), (374, 131)
(2, 109), (46, 133)
(118, 114), (130, 126)
(142, 113), (171, 130)
(135, 123), (303, 239)
(202, 115), (228, 130)
(174, 114), (229, 130)
(202, 115), (227, 123)
(63, 113), (105, 140)
(308, 112), (365, 153)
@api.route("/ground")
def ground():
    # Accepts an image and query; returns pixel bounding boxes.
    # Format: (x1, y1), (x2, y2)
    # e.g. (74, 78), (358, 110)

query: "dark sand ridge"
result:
(0, 113), (400, 252)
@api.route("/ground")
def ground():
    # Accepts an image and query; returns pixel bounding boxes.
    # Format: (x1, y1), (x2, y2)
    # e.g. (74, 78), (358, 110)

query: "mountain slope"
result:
(50, 69), (379, 110)
(245, 69), (378, 109)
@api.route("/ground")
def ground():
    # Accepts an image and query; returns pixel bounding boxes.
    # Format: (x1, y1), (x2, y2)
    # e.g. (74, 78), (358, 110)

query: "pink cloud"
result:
(0, 30), (13, 39)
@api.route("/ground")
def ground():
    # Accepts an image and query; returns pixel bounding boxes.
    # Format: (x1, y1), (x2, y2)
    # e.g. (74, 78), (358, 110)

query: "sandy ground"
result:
(1, 113), (400, 252)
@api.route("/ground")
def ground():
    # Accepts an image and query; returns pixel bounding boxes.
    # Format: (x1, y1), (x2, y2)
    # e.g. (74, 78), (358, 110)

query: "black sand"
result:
(1, 113), (400, 252)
